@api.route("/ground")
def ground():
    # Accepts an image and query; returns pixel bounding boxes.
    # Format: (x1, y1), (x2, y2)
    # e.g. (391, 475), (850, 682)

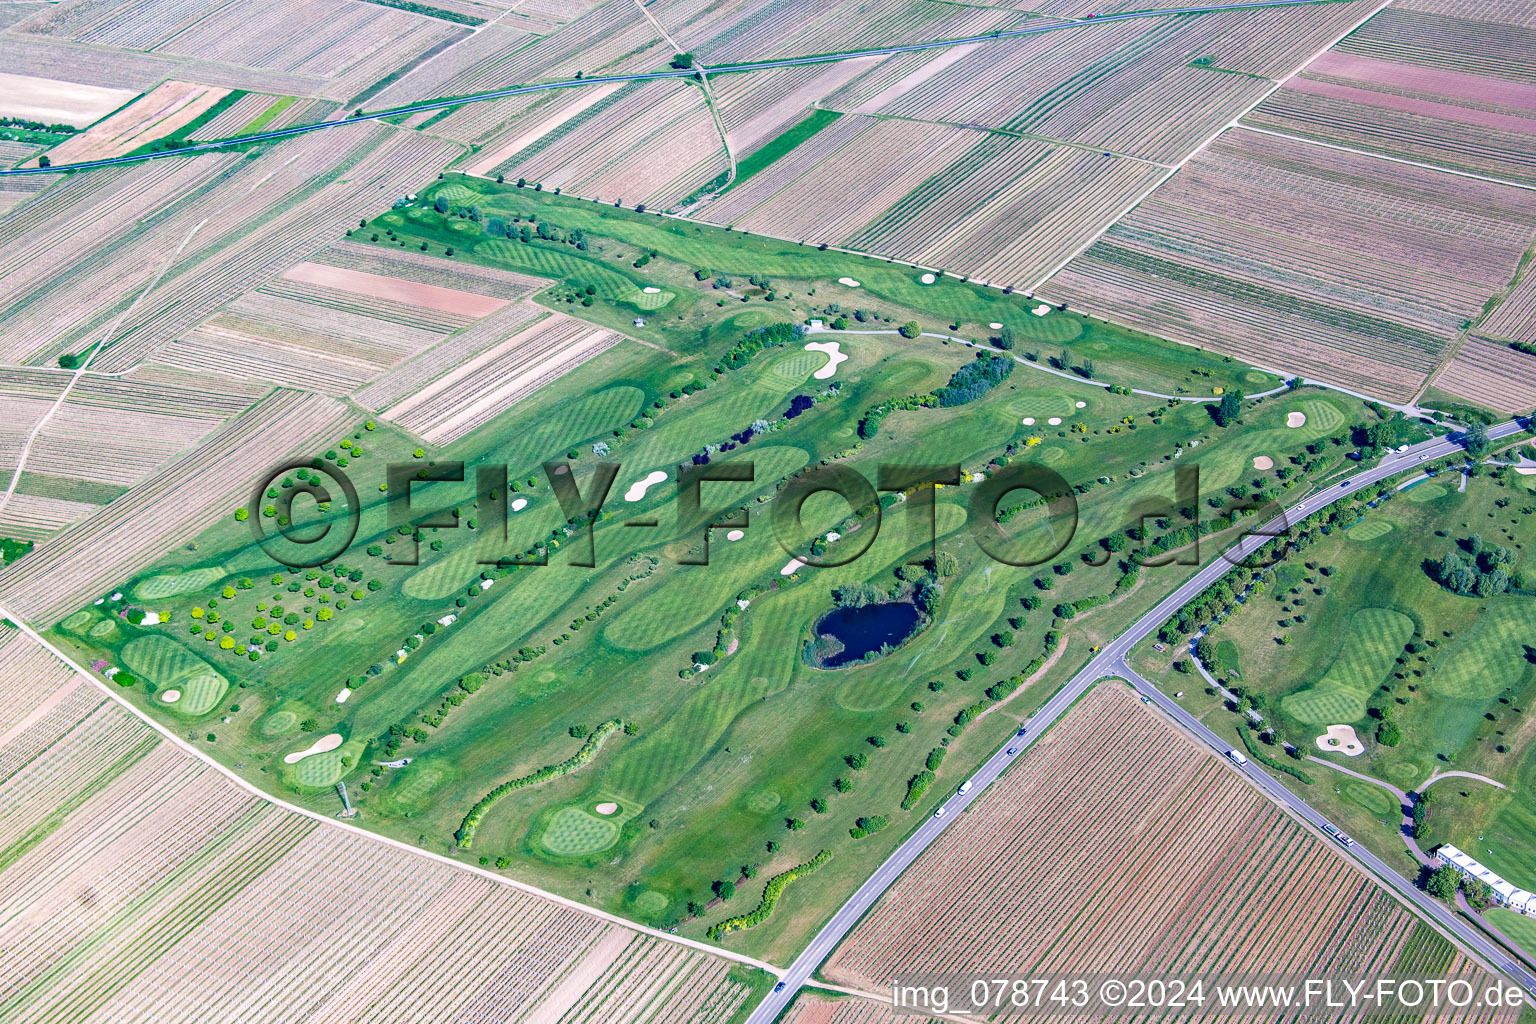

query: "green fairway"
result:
(1346, 520), (1393, 542)
(1405, 481), (1450, 502)
(134, 567), (226, 600)
(540, 805), (622, 856)
(121, 635), (230, 715)
(1282, 608), (1414, 724)
(1433, 602), (1535, 700)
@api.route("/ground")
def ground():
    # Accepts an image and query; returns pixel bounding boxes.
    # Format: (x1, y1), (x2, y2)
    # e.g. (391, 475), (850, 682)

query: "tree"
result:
(38, 155), (49, 168)
(1426, 866), (1460, 901)
(995, 324), (1015, 351)
(1212, 391), (1241, 427)
(669, 52), (696, 69)
(713, 879), (736, 900)
(1462, 876), (1493, 910)
(933, 551), (960, 578)
(1463, 421), (1490, 457)
(899, 320), (921, 339)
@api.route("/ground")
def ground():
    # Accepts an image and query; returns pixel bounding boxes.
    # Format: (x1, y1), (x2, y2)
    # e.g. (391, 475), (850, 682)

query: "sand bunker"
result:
(335, 687), (352, 704)
(1287, 411), (1307, 428)
(726, 529), (744, 541)
(160, 689), (181, 704)
(837, 277), (860, 287)
(1048, 417), (1062, 426)
(920, 273), (936, 284)
(284, 733), (343, 764)
(804, 340), (848, 379)
(1022, 417), (1035, 426)
(642, 286), (661, 294)
(594, 802), (619, 816)
(624, 470), (667, 502)
(1075, 401), (1087, 408)
(511, 497), (528, 511)
(1517, 467), (1536, 476)
(1316, 724), (1364, 757)
(1252, 456), (1274, 470)
(781, 558), (805, 576)
(1033, 304), (1051, 316)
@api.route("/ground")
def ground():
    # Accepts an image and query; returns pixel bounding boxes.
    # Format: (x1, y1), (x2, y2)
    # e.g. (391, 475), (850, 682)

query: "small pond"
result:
(813, 601), (923, 668)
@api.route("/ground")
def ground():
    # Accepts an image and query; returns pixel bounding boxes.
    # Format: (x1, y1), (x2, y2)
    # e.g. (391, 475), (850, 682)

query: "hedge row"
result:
(901, 770), (935, 810)
(850, 815), (889, 839)
(707, 849), (832, 939)
(456, 719), (621, 846)
(1237, 724), (1313, 785)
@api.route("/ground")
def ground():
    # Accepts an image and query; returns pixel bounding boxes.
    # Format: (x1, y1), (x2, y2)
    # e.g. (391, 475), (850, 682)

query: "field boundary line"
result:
(1024, 0), (1398, 293)
(0, 613), (786, 977)
(1232, 123), (1536, 193)
(802, 979), (979, 1022)
(0, 217), (207, 520)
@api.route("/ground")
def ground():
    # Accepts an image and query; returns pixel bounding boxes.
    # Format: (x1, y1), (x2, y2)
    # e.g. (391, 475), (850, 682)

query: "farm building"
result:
(1438, 845), (1535, 914)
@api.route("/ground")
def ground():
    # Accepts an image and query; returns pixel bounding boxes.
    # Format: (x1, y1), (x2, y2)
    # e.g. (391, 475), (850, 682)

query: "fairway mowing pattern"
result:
(541, 806), (619, 856)
(402, 542), (490, 601)
(120, 635), (229, 711)
(473, 239), (633, 295)
(1282, 608), (1414, 724)
(1347, 520), (1393, 542)
(835, 671), (907, 712)
(1007, 392), (1076, 419)
(1299, 398), (1345, 435)
(760, 350), (826, 392)
(504, 385), (643, 470)
(1434, 602), (1535, 700)
(377, 764), (446, 815)
(259, 710), (298, 738)
(179, 672), (227, 716)
(1017, 314), (1083, 343)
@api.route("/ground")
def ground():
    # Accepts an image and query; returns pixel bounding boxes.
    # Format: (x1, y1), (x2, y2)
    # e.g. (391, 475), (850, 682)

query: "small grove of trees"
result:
(1430, 535), (1518, 596)
(1426, 864), (1493, 909)
(1211, 390), (1241, 427)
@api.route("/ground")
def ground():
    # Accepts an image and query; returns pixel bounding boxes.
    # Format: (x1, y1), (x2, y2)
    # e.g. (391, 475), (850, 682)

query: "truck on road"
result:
(1226, 750), (1249, 766)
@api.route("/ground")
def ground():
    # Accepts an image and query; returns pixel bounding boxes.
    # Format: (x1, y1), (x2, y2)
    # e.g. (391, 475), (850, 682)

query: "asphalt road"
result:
(0, 0), (1342, 178)
(746, 420), (1528, 1023)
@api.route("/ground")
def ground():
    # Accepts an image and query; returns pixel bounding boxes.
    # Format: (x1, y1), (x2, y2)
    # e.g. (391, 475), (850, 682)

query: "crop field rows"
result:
(1479, 258), (1536, 346)
(312, 239), (547, 301)
(781, 995), (938, 1024)
(378, 309), (624, 444)
(11, 0), (470, 103)
(1043, 129), (1536, 401)
(1432, 336), (1536, 414)
(822, 685), (1518, 1022)
(0, 631), (760, 1023)
(0, 389), (351, 625)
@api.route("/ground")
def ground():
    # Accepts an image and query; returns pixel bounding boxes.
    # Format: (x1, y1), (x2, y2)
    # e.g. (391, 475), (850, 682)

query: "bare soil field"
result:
(35, 80), (230, 165)
(823, 684), (1517, 1022)
(781, 994), (938, 1024)
(281, 262), (511, 318)
(0, 630), (761, 1024)
(1044, 128), (1536, 401)
(0, 71), (136, 126)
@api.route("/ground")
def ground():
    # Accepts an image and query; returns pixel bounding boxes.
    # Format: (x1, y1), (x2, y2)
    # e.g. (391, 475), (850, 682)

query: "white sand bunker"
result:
(335, 687), (352, 704)
(594, 802), (619, 816)
(990, 322), (1003, 329)
(1517, 467), (1536, 476)
(642, 286), (660, 293)
(510, 497), (528, 512)
(920, 273), (936, 284)
(624, 470), (667, 502)
(1316, 724), (1364, 757)
(1033, 304), (1051, 316)
(1252, 455), (1274, 470)
(837, 277), (860, 287)
(1047, 417), (1062, 426)
(1022, 417), (1035, 426)
(781, 557), (805, 576)
(284, 733), (343, 764)
(1287, 411), (1307, 428)
(726, 529), (744, 541)
(804, 340), (848, 379)
(160, 689), (181, 704)
(1075, 401), (1086, 408)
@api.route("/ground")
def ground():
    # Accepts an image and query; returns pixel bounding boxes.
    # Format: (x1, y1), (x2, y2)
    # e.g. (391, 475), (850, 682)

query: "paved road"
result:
(0, 0), (1342, 178)
(746, 420), (1528, 1022)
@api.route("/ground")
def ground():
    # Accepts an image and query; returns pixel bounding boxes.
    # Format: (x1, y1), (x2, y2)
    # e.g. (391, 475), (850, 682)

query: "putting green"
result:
(745, 790), (781, 813)
(292, 749), (347, 787)
(121, 636), (229, 714)
(377, 764), (446, 815)
(1434, 602), (1535, 700)
(1299, 398), (1345, 435)
(1007, 393), (1076, 419)
(759, 350), (826, 392)
(1281, 607), (1414, 724)
(1340, 780), (1399, 817)
(259, 710), (299, 738)
(541, 806), (619, 856)
(1405, 481), (1449, 503)
(87, 619), (117, 639)
(633, 890), (669, 915)
(1347, 520), (1393, 542)
(61, 610), (93, 632)
(620, 288), (675, 310)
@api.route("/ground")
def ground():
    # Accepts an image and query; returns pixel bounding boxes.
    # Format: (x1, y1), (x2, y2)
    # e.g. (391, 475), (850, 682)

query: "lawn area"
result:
(46, 179), (1387, 960)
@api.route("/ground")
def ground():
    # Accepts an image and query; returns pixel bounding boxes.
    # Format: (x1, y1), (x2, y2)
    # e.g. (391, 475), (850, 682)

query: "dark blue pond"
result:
(815, 601), (923, 668)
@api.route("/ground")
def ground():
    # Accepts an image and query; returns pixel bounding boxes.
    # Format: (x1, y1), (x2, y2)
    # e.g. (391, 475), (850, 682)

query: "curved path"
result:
(0, 0), (1346, 179)
(1307, 755), (1434, 865)
(1422, 769), (1508, 793)
(744, 417), (1532, 1023)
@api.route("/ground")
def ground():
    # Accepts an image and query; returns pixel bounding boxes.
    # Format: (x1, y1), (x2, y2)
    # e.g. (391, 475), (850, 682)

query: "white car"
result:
(934, 806), (946, 818)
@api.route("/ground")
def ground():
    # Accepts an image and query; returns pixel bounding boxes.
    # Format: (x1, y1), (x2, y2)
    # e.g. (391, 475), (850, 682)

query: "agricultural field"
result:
(1044, 128), (1536, 402)
(780, 994), (935, 1024)
(32, 80), (231, 165)
(28, 173), (1398, 966)
(1432, 337), (1536, 416)
(1179, 467), (1536, 892)
(0, 624), (769, 1023)
(823, 683), (1517, 1021)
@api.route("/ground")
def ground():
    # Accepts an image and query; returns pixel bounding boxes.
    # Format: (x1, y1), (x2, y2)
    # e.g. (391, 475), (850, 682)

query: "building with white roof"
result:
(1438, 844), (1535, 913)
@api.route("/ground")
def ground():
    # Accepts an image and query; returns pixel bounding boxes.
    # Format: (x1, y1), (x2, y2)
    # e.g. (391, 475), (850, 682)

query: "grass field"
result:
(1281, 607), (1415, 724)
(42, 180), (1383, 960)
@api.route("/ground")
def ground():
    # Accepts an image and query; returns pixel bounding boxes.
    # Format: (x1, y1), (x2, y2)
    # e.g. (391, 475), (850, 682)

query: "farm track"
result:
(0, 0), (1359, 179)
